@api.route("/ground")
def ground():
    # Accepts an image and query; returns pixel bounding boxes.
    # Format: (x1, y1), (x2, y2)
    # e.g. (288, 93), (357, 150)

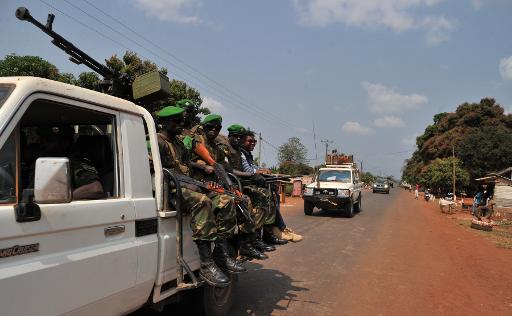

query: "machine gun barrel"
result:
(15, 7), (114, 79)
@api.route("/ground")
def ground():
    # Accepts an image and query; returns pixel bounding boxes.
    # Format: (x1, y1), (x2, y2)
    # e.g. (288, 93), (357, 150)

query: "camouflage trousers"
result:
(206, 191), (237, 238)
(236, 195), (256, 234)
(178, 188), (237, 241)
(243, 185), (276, 229)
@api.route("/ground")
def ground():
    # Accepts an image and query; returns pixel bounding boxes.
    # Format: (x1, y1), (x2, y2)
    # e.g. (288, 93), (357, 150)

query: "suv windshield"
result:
(318, 170), (351, 183)
(0, 86), (14, 108)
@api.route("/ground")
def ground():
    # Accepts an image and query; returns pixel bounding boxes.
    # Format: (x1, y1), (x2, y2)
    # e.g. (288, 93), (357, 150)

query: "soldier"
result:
(155, 106), (244, 288)
(225, 124), (276, 253)
(175, 99), (200, 137)
(31, 125), (104, 200)
(190, 115), (267, 260)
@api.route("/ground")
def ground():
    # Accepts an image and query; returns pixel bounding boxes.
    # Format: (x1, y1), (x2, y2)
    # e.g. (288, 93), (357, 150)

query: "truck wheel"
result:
(344, 199), (354, 218)
(304, 201), (314, 215)
(354, 195), (362, 213)
(201, 275), (237, 316)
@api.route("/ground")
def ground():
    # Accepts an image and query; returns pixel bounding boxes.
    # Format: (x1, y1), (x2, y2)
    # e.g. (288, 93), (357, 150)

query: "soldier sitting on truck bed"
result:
(224, 124), (276, 254)
(26, 125), (105, 200)
(154, 106), (246, 288)
(189, 115), (268, 261)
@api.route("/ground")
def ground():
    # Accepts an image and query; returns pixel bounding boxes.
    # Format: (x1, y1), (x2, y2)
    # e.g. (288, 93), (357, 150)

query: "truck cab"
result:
(302, 163), (363, 217)
(0, 77), (233, 316)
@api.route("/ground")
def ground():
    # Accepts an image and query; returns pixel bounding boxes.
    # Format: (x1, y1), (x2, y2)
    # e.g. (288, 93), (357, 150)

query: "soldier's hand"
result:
(204, 165), (214, 174)
(251, 174), (266, 187)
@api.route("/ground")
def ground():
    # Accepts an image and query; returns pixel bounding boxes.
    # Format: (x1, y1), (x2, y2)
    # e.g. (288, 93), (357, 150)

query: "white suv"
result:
(302, 164), (363, 217)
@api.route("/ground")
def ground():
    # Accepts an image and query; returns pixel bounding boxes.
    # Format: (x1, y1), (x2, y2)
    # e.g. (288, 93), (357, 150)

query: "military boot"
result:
(252, 230), (276, 252)
(263, 226), (288, 245)
(239, 234), (268, 260)
(213, 238), (247, 274)
(195, 240), (230, 287)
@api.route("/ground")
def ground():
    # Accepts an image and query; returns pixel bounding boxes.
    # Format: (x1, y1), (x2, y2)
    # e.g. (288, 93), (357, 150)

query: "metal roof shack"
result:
(476, 167), (512, 209)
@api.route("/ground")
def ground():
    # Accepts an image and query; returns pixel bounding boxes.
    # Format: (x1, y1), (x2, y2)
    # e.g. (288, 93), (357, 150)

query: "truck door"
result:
(0, 94), (138, 316)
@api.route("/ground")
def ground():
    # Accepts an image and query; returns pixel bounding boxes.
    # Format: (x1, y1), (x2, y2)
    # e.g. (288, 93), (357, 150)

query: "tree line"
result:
(402, 98), (512, 194)
(1, 53), (314, 175)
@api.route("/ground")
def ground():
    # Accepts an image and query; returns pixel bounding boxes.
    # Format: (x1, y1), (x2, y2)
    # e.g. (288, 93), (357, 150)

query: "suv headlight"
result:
(384, 184), (389, 188)
(303, 188), (313, 196)
(337, 189), (350, 197)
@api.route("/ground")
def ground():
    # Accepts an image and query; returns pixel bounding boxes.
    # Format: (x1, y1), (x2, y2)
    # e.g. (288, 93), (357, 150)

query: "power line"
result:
(37, 0), (299, 131)
(75, 0), (300, 131)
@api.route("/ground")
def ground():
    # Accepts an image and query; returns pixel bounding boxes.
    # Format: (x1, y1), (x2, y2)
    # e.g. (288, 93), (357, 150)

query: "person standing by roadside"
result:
(415, 183), (419, 199)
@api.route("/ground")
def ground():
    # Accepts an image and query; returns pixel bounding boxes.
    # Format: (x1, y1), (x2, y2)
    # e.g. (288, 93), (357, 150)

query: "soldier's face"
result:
(229, 134), (242, 148)
(163, 117), (184, 135)
(204, 124), (221, 139)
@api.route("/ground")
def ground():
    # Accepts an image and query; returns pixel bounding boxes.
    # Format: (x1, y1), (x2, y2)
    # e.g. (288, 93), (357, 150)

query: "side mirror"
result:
(34, 157), (72, 204)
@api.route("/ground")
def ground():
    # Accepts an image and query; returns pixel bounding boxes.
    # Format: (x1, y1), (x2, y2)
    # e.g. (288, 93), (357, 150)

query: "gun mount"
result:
(16, 7), (170, 102)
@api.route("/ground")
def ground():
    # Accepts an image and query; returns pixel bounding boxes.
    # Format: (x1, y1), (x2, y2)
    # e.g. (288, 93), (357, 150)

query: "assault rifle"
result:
(262, 174), (293, 183)
(16, 7), (170, 102)
(173, 173), (253, 223)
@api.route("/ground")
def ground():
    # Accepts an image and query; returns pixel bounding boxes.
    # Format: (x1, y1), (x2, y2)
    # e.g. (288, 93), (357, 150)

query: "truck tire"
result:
(304, 201), (314, 215)
(354, 195), (362, 213)
(201, 275), (237, 316)
(344, 199), (354, 218)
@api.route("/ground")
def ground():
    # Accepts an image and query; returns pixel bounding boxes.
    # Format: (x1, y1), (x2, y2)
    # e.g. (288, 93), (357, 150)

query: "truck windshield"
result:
(318, 170), (351, 183)
(0, 86), (14, 108)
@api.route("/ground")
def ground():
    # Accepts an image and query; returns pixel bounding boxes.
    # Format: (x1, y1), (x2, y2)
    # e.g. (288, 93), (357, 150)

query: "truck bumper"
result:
(303, 195), (350, 209)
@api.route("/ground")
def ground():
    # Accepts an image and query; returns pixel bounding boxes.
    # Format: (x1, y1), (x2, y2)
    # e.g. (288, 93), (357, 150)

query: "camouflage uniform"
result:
(157, 133), (218, 241)
(189, 127), (237, 238)
(70, 157), (101, 188)
(224, 143), (275, 229)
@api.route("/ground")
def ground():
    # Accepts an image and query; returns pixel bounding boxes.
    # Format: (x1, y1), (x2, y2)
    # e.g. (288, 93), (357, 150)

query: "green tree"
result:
(76, 72), (100, 90)
(361, 172), (376, 185)
(457, 125), (512, 180)
(278, 161), (314, 176)
(402, 97), (512, 188)
(58, 72), (77, 85)
(277, 137), (307, 165)
(0, 54), (59, 80)
(419, 157), (469, 194)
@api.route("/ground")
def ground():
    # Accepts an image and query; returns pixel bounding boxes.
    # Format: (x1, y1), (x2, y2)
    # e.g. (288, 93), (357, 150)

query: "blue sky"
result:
(1, 0), (512, 177)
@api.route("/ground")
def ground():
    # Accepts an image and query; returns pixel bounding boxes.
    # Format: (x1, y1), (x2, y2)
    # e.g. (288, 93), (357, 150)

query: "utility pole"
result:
(452, 144), (456, 200)
(320, 139), (333, 163)
(257, 132), (262, 166)
(360, 160), (363, 173)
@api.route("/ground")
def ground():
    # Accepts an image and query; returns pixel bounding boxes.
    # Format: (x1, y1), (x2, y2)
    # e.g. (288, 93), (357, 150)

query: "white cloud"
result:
(471, 0), (484, 9)
(134, 0), (202, 24)
(374, 116), (405, 128)
(362, 81), (428, 113)
(292, 0), (455, 45)
(420, 16), (456, 46)
(342, 121), (372, 135)
(499, 56), (512, 80)
(202, 97), (226, 114)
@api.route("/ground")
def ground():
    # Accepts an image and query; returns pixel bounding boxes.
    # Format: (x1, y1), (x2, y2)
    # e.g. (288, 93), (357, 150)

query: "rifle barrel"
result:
(16, 7), (114, 79)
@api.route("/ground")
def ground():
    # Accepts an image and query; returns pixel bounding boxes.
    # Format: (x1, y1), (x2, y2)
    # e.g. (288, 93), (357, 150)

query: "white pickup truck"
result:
(302, 164), (363, 217)
(0, 77), (235, 316)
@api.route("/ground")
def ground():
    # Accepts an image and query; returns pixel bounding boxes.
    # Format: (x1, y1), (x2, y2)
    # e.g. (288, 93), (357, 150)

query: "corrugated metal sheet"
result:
(494, 184), (512, 208)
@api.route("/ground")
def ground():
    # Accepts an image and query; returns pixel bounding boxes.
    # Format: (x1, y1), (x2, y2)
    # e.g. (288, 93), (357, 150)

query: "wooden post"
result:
(280, 182), (286, 203)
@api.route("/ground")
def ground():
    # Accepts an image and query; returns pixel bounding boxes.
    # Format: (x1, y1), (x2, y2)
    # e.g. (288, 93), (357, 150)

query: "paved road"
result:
(136, 188), (512, 315)
(230, 190), (394, 315)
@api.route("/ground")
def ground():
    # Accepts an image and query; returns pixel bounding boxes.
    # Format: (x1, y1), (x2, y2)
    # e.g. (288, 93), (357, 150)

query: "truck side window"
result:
(19, 99), (120, 200)
(0, 131), (17, 204)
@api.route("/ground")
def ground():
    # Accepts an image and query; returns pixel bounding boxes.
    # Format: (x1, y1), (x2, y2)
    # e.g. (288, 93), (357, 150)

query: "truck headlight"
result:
(303, 188), (313, 196)
(337, 189), (350, 197)
(384, 184), (388, 188)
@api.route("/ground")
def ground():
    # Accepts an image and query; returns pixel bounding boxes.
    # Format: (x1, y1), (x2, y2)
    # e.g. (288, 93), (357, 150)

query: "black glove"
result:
(251, 174), (266, 187)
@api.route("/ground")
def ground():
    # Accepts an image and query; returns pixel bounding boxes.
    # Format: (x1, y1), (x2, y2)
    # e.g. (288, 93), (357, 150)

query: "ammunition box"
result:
(132, 70), (171, 101)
